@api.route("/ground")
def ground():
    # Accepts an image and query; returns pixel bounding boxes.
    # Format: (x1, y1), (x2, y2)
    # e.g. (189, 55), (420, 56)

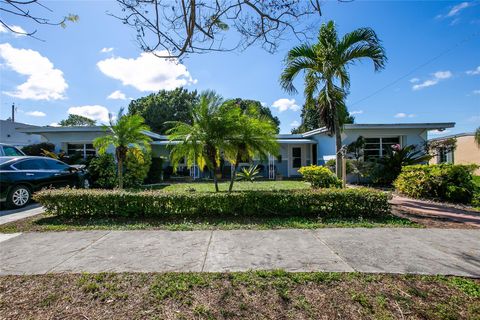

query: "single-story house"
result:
(0, 119), (44, 147)
(19, 122), (455, 179)
(429, 132), (480, 175)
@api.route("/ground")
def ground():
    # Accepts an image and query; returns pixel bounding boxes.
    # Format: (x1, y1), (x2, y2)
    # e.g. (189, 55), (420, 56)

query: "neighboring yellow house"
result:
(429, 133), (480, 175)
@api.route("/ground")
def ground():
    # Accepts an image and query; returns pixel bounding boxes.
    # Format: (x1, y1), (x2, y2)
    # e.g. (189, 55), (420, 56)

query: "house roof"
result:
(18, 126), (106, 133)
(428, 132), (475, 141)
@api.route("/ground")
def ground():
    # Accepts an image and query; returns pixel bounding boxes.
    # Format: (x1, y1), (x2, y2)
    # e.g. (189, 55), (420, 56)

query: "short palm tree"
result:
(280, 21), (387, 180)
(167, 91), (236, 192)
(223, 103), (279, 192)
(93, 109), (152, 189)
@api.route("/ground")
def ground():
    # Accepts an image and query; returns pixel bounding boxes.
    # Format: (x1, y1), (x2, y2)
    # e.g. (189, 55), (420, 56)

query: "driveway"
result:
(1, 228), (479, 277)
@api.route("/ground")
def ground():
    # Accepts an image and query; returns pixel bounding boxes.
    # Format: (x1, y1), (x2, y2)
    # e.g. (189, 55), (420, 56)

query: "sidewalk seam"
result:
(45, 231), (112, 274)
(309, 230), (357, 272)
(201, 230), (214, 272)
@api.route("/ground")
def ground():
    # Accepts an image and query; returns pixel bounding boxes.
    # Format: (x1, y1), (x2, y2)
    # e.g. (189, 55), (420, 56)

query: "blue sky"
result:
(0, 1), (479, 135)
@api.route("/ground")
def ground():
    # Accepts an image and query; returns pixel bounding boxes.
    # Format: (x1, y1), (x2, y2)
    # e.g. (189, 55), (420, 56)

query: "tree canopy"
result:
(59, 114), (96, 127)
(113, 0), (323, 59)
(292, 103), (354, 134)
(223, 98), (280, 133)
(128, 88), (198, 134)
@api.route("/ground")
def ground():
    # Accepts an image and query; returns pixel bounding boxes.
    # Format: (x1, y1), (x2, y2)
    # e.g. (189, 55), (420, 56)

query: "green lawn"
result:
(1, 271), (478, 319)
(144, 180), (310, 192)
(473, 175), (480, 187)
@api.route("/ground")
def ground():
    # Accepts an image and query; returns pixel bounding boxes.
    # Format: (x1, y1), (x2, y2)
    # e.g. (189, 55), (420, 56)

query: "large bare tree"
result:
(112, 0), (324, 59)
(0, 0), (78, 39)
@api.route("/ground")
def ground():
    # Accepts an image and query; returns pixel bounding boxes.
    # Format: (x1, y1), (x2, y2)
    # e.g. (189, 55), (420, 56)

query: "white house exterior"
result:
(0, 120), (44, 147)
(18, 122), (455, 178)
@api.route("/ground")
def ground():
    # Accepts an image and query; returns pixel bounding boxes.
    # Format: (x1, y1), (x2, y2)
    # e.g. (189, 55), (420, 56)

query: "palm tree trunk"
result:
(213, 166), (219, 192)
(118, 157), (124, 189)
(333, 104), (343, 181)
(228, 164), (236, 192)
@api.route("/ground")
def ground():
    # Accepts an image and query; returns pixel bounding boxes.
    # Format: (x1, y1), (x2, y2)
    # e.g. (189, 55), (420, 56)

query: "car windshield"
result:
(3, 146), (24, 156)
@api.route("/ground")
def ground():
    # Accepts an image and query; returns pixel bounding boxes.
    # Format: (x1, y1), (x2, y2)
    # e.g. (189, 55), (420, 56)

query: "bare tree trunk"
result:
(228, 164), (236, 192)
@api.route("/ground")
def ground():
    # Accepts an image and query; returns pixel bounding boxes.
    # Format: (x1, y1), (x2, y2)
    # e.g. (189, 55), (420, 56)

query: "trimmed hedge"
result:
(298, 165), (342, 188)
(34, 188), (391, 219)
(394, 164), (478, 204)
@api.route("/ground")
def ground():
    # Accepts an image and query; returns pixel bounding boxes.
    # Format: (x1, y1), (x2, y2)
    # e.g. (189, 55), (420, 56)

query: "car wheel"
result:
(7, 185), (31, 209)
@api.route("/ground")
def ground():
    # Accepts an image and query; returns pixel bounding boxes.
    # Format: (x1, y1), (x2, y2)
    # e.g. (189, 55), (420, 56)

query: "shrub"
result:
(298, 165), (342, 188)
(394, 164), (478, 204)
(123, 151), (152, 188)
(325, 159), (354, 174)
(22, 142), (55, 156)
(87, 153), (117, 189)
(34, 188), (391, 219)
(146, 157), (164, 183)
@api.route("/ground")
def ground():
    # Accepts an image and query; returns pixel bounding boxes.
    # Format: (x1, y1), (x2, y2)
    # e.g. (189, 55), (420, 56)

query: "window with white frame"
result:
(67, 143), (96, 159)
(363, 137), (400, 160)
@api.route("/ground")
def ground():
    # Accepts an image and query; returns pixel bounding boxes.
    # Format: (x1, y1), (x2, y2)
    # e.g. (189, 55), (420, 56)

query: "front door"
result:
(289, 145), (304, 176)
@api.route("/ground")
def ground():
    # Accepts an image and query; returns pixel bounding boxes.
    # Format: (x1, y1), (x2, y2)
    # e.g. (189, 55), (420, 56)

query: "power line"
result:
(350, 31), (480, 107)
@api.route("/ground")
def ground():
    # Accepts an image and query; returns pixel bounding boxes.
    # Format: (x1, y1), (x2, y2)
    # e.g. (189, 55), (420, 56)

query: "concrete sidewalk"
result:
(0, 204), (44, 225)
(1, 228), (479, 277)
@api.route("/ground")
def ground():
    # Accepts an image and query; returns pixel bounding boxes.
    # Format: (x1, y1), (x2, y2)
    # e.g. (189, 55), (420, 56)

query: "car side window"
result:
(14, 159), (47, 170)
(3, 146), (23, 156)
(45, 159), (70, 171)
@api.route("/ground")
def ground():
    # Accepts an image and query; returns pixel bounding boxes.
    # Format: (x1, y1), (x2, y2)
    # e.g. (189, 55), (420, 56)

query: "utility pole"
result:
(11, 103), (16, 122)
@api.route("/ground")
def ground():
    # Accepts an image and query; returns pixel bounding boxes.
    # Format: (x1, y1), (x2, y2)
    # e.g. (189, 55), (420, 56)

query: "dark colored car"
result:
(0, 143), (25, 156)
(0, 156), (90, 209)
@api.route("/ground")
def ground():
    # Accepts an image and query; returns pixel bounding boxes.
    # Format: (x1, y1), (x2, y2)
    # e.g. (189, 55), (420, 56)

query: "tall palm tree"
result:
(223, 103), (279, 192)
(93, 109), (152, 189)
(475, 126), (480, 147)
(280, 21), (387, 179)
(167, 91), (236, 192)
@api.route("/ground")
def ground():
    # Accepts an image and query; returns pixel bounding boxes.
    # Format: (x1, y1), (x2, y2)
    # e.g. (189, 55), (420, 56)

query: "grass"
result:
(144, 180), (311, 192)
(1, 271), (478, 319)
(473, 175), (480, 188)
(0, 212), (419, 233)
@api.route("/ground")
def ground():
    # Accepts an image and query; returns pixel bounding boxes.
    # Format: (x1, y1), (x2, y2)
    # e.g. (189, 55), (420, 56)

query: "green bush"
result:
(298, 165), (342, 188)
(146, 157), (164, 183)
(394, 164), (478, 204)
(123, 151), (152, 188)
(87, 154), (117, 189)
(34, 188), (391, 219)
(325, 159), (354, 174)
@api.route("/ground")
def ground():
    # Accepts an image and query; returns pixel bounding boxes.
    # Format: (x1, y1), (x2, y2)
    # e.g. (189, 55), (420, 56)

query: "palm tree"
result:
(93, 109), (152, 189)
(223, 103), (279, 192)
(167, 91), (236, 192)
(475, 126), (480, 146)
(280, 21), (387, 180)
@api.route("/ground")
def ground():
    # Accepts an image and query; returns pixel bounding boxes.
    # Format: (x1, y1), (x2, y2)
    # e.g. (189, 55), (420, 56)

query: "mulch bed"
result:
(0, 272), (479, 319)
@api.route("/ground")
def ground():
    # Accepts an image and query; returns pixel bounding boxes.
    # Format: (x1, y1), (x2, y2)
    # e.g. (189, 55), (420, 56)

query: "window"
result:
(364, 137), (400, 160)
(45, 159), (70, 171)
(312, 145), (317, 166)
(438, 147), (448, 163)
(67, 143), (96, 159)
(3, 146), (23, 156)
(14, 159), (48, 170)
(292, 147), (302, 168)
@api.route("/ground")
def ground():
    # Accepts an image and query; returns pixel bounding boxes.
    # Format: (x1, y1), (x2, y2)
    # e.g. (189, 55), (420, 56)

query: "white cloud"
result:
(412, 70), (452, 90)
(290, 120), (300, 127)
(97, 51), (197, 92)
(437, 2), (473, 19)
(394, 113), (416, 118)
(68, 105), (110, 123)
(466, 66), (480, 75)
(430, 129), (451, 135)
(0, 24), (27, 36)
(0, 43), (68, 100)
(271, 98), (301, 112)
(107, 90), (127, 100)
(409, 78), (419, 83)
(100, 47), (114, 53)
(473, 90), (480, 95)
(350, 110), (364, 115)
(25, 111), (46, 117)
(49, 122), (60, 127)
(447, 2), (472, 17)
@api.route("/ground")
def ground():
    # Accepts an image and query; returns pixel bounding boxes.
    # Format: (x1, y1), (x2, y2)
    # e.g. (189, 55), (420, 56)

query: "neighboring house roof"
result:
(428, 132), (474, 142)
(18, 126), (106, 133)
